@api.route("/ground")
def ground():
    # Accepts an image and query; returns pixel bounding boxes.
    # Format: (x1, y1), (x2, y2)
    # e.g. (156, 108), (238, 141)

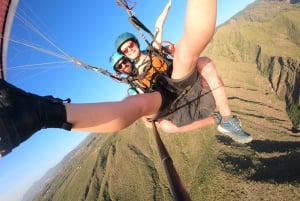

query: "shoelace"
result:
(227, 119), (242, 133)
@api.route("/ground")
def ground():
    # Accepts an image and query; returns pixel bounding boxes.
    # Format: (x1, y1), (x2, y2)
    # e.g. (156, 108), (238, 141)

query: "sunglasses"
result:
(121, 41), (135, 54)
(116, 58), (130, 70)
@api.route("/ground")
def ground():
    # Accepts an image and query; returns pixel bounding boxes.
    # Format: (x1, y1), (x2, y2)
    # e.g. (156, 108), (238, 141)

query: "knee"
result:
(197, 57), (217, 77)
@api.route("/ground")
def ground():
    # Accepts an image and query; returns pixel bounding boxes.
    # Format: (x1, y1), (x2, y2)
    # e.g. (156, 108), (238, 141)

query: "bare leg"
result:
(158, 56), (232, 133)
(66, 92), (162, 132)
(158, 116), (215, 133)
(196, 57), (252, 143)
(197, 57), (232, 118)
(172, 0), (216, 79)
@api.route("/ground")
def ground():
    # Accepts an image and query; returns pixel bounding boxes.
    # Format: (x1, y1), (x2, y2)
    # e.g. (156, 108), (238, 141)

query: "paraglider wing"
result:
(0, 0), (19, 79)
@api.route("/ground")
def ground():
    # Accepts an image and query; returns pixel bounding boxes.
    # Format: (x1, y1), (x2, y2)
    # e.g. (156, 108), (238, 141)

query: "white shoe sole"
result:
(217, 125), (253, 144)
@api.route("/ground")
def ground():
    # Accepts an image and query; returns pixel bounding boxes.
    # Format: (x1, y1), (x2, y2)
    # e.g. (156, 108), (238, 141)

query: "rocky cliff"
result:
(256, 47), (300, 130)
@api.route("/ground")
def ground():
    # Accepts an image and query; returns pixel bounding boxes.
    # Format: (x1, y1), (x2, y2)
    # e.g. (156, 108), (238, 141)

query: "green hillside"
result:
(32, 61), (300, 201)
(35, 61), (300, 201)
(206, 1), (300, 61)
(205, 0), (300, 130)
(32, 123), (217, 201)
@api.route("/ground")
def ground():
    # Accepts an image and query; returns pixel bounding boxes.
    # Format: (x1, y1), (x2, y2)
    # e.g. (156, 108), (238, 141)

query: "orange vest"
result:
(137, 55), (168, 89)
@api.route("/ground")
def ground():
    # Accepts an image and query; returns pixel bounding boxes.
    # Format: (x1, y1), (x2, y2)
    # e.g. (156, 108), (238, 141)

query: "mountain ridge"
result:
(204, 0), (300, 130)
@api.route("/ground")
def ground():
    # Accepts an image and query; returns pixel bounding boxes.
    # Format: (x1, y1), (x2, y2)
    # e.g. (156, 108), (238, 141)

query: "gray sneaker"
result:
(217, 116), (252, 144)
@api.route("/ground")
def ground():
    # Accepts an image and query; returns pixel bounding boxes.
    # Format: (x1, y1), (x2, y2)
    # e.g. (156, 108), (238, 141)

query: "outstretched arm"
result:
(172, 0), (217, 79)
(66, 92), (162, 132)
(153, 0), (172, 49)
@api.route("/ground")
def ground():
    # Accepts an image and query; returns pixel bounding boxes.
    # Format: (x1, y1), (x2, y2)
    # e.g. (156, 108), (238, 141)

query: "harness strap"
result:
(150, 69), (199, 121)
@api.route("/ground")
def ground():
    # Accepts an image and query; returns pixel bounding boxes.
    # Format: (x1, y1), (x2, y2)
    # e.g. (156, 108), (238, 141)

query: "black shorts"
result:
(152, 70), (216, 127)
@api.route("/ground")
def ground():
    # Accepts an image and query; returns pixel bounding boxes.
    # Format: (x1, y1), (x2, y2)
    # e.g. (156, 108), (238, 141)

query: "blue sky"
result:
(0, 1), (256, 201)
